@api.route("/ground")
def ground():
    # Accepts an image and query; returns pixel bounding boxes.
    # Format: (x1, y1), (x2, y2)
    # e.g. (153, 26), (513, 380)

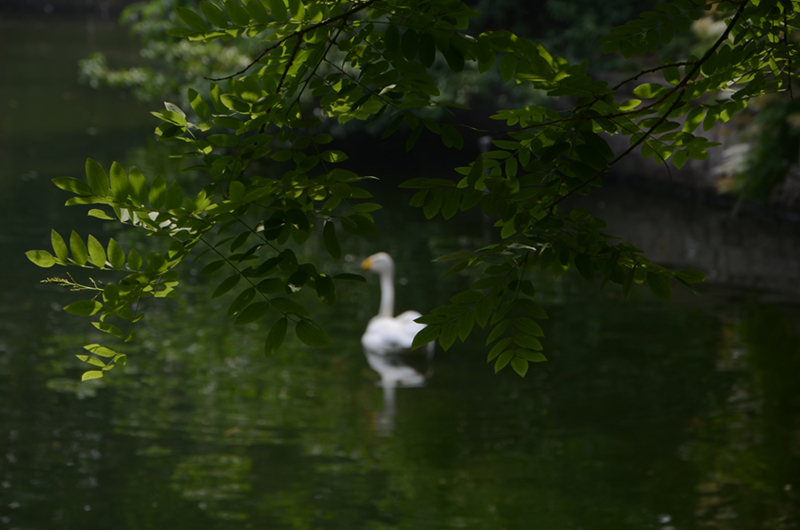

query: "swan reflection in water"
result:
(361, 252), (435, 432)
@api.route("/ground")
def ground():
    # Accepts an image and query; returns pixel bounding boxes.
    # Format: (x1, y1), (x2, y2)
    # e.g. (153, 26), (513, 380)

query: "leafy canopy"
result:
(28, 0), (798, 379)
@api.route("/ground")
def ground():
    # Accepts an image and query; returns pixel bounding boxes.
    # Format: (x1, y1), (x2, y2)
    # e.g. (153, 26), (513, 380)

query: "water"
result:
(1, 15), (800, 530)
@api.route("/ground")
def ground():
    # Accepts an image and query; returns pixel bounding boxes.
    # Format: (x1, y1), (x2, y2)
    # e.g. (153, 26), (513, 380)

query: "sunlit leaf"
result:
(149, 175), (167, 210)
(81, 370), (104, 381)
(26, 250), (55, 268)
(64, 300), (103, 316)
(51, 230), (68, 262)
(70, 231), (88, 266)
(85, 158), (109, 197)
(87, 235), (107, 268)
(107, 238), (125, 270)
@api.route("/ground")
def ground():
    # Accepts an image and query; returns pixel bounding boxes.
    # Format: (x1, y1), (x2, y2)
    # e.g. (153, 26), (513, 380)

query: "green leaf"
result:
(510, 357), (528, 377)
(411, 324), (440, 350)
(320, 150), (348, 163)
(442, 44), (464, 72)
(476, 41), (495, 73)
(457, 311), (475, 341)
(128, 167), (147, 206)
(296, 319), (330, 348)
(177, 6), (208, 31)
(268, 0), (287, 20)
(51, 230), (68, 262)
(494, 350), (514, 373)
(341, 215), (378, 237)
(623, 266), (635, 299)
(212, 274), (241, 298)
(381, 115), (404, 141)
(500, 53), (517, 84)
(439, 322), (458, 351)
(227, 287), (256, 317)
(270, 297), (310, 317)
(486, 319), (512, 344)
(88, 209), (114, 220)
(235, 302), (271, 325)
(663, 65), (680, 85)
(84, 343), (118, 358)
(149, 175), (167, 210)
(661, 22), (675, 45)
(676, 269), (705, 283)
(401, 28), (419, 60)
(672, 149), (689, 169)
(441, 125), (463, 150)
(514, 334), (543, 351)
(514, 317), (544, 337)
(244, 0), (269, 23)
(418, 32), (436, 68)
(423, 188), (444, 219)
(109, 162), (129, 202)
(487, 337), (512, 362)
(128, 248), (142, 270)
(384, 25), (400, 55)
(81, 370), (104, 381)
(406, 125), (423, 152)
(517, 350), (547, 362)
(200, 0), (228, 27)
(70, 231), (88, 266)
(64, 300), (103, 316)
(85, 158), (109, 197)
(87, 235), (106, 267)
(92, 322), (125, 339)
(646, 272), (671, 302)
(475, 298), (491, 328)
(188, 88), (211, 121)
(52, 177), (92, 196)
(223, 0), (251, 25)
(26, 250), (55, 268)
(516, 299), (548, 320)
(265, 318), (288, 356)
(107, 238), (125, 270)
(166, 181), (184, 210)
(632, 83), (666, 99)
(315, 274), (336, 305)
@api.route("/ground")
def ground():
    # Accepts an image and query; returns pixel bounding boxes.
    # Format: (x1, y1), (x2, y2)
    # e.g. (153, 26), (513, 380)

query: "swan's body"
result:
(361, 252), (433, 356)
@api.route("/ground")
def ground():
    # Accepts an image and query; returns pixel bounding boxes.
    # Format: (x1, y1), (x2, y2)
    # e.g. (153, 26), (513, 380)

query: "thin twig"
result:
(205, 0), (379, 81)
(544, 0), (750, 211)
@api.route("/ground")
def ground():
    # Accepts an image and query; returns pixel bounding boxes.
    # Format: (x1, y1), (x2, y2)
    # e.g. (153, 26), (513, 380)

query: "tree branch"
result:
(205, 0), (379, 82)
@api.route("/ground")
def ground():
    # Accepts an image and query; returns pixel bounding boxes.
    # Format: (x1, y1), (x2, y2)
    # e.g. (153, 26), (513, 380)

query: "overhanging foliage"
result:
(28, 0), (799, 379)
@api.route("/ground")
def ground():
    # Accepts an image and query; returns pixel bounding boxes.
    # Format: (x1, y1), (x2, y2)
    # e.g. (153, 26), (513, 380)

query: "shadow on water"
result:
(1, 14), (799, 530)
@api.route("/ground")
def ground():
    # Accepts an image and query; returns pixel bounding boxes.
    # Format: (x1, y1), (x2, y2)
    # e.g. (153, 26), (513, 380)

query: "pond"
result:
(1, 14), (799, 530)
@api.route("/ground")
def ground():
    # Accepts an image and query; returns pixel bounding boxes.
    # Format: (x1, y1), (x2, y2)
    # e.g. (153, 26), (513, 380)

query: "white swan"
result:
(360, 252), (433, 356)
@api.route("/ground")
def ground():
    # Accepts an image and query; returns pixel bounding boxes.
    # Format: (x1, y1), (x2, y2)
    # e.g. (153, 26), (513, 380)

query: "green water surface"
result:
(1, 15), (799, 530)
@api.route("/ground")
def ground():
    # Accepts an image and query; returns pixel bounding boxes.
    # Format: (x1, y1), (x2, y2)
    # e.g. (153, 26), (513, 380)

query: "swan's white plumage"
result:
(360, 252), (432, 356)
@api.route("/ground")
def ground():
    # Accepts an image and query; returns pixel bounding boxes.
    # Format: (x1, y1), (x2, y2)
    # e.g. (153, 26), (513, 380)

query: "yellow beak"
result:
(360, 257), (373, 270)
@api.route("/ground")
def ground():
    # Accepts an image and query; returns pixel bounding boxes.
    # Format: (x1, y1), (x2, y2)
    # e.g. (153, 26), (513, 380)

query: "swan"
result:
(360, 252), (433, 356)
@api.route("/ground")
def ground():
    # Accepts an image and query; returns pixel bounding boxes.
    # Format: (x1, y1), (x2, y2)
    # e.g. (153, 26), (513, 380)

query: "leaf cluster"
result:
(30, 0), (800, 378)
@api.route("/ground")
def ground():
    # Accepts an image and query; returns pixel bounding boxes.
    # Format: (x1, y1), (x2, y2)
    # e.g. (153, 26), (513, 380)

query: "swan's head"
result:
(361, 252), (394, 274)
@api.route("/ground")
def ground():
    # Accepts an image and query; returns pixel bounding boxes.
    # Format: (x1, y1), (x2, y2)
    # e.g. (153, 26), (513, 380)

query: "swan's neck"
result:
(378, 269), (395, 318)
